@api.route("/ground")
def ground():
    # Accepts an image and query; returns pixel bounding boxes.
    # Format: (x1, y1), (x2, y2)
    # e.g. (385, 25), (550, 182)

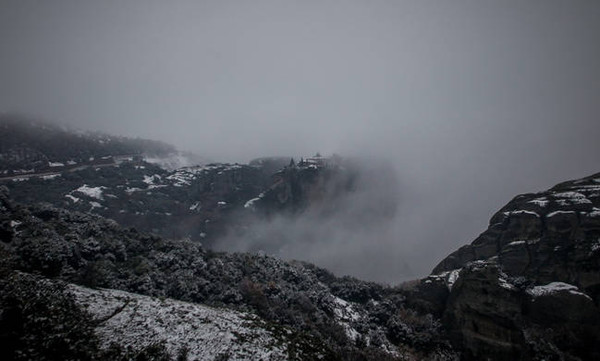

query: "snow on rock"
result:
(75, 185), (106, 200)
(591, 239), (600, 253)
(430, 268), (463, 290)
(503, 210), (540, 218)
(507, 240), (526, 247)
(546, 210), (576, 218)
(332, 296), (360, 322)
(446, 269), (461, 290)
(586, 208), (600, 218)
(498, 272), (516, 291)
(189, 201), (201, 211)
(330, 296), (362, 342)
(552, 191), (592, 205)
(244, 197), (261, 209)
(164, 164), (244, 187)
(528, 198), (549, 207)
(166, 169), (196, 187)
(244, 193), (265, 210)
(69, 285), (289, 361)
(48, 161), (64, 167)
(526, 282), (591, 300)
(142, 174), (165, 189)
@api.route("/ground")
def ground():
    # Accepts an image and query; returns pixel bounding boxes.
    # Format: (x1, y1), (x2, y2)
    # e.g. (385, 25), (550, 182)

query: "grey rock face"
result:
(429, 173), (600, 360)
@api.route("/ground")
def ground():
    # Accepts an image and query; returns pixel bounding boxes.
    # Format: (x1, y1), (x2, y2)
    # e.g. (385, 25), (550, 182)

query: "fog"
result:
(1, 1), (599, 282)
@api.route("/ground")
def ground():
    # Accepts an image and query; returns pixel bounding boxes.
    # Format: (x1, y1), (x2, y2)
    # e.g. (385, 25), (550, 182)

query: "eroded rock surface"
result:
(427, 173), (600, 360)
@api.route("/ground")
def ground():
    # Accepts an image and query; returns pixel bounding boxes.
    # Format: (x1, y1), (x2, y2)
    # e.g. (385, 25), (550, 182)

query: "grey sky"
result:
(1, 1), (599, 282)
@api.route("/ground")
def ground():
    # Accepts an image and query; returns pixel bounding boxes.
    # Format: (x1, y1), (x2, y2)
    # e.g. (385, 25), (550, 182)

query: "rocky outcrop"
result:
(250, 156), (352, 215)
(444, 262), (526, 361)
(427, 172), (600, 360)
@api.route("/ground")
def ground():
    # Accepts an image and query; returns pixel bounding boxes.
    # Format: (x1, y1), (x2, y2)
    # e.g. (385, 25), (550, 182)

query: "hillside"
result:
(3, 171), (600, 360)
(1, 121), (599, 360)
(0, 120), (393, 252)
(0, 115), (179, 175)
(0, 186), (454, 360)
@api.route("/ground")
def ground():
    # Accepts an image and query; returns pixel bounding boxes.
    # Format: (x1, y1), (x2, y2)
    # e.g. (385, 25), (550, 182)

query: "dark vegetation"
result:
(0, 185), (453, 360)
(0, 270), (172, 361)
(0, 115), (174, 173)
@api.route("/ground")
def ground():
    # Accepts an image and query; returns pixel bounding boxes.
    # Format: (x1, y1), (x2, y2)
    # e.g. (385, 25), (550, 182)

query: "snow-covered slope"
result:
(69, 284), (291, 360)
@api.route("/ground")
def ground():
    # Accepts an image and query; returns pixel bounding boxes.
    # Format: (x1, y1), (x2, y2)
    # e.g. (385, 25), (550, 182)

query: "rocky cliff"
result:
(419, 172), (600, 360)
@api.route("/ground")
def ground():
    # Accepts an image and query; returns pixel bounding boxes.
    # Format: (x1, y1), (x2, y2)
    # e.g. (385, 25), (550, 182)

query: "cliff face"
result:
(250, 157), (353, 215)
(422, 173), (600, 360)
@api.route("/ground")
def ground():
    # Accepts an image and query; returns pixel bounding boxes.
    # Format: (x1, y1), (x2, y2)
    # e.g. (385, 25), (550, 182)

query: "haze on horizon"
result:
(1, 0), (599, 283)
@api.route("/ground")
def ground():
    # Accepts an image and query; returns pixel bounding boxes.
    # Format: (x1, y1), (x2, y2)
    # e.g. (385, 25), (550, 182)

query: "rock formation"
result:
(424, 172), (600, 360)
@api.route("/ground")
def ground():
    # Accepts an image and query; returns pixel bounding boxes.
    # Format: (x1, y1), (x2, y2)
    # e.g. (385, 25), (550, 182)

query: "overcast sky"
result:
(1, 1), (599, 282)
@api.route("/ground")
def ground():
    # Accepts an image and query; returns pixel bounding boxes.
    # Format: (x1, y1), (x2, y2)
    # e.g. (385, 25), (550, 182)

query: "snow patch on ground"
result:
(143, 175), (165, 189)
(65, 194), (80, 203)
(75, 185), (106, 200)
(125, 187), (143, 194)
(166, 169), (195, 187)
(69, 285), (289, 361)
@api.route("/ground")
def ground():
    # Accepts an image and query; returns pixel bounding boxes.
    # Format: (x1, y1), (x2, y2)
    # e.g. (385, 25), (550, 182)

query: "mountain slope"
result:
(70, 283), (294, 361)
(0, 186), (455, 360)
(0, 115), (177, 174)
